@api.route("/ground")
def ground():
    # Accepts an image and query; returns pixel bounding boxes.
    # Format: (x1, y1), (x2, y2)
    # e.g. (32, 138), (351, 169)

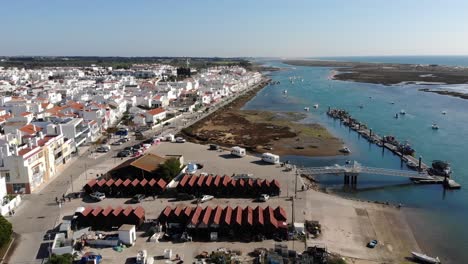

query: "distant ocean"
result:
(310, 55), (468, 67)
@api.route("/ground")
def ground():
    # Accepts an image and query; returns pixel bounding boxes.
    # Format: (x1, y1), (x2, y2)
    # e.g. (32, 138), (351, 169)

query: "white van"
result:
(262, 152), (280, 164)
(231, 146), (246, 157)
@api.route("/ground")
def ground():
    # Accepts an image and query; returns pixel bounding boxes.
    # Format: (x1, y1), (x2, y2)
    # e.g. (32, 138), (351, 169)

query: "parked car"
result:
(142, 143), (151, 149)
(132, 150), (143, 157)
(117, 150), (131, 157)
(119, 137), (130, 142)
(96, 147), (109, 153)
(130, 194), (145, 203)
(177, 193), (195, 201)
(175, 137), (186, 143)
(111, 141), (123, 146)
(367, 239), (378, 248)
(209, 144), (219, 150)
(258, 194), (270, 202)
(199, 195), (214, 203)
(90, 192), (106, 201)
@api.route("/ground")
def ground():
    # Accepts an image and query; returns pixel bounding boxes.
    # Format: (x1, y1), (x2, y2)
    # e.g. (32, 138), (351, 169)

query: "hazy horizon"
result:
(2, 0), (468, 57)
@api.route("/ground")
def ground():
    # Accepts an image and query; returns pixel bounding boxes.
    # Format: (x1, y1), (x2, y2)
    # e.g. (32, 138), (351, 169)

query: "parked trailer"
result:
(231, 146), (246, 157)
(262, 153), (280, 164)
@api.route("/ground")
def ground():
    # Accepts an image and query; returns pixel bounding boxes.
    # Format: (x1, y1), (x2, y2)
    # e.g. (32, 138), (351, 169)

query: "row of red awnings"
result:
(178, 174), (280, 189)
(79, 205), (145, 219)
(85, 178), (167, 190)
(159, 205), (287, 229)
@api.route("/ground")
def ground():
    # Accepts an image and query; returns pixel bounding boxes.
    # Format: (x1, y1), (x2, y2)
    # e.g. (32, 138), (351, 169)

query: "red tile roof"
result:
(254, 206), (264, 225)
(113, 206), (124, 216)
(133, 206), (145, 219)
(244, 206), (254, 226)
(222, 175), (231, 186)
(188, 175), (198, 187)
(201, 206), (213, 225)
(140, 178), (148, 186)
(174, 206), (183, 217)
(183, 207), (192, 218)
(92, 207), (103, 217)
(131, 179), (140, 187)
(114, 178), (123, 187)
(122, 179), (132, 187)
(157, 179), (167, 189)
(190, 206), (203, 226)
(82, 207), (94, 217)
(205, 175), (213, 186)
(148, 178), (157, 186)
(19, 124), (42, 135)
(234, 206), (243, 225)
(147, 108), (165, 116)
(162, 206), (172, 217)
(179, 174), (190, 187)
(123, 206), (133, 216)
(224, 206), (233, 225)
(213, 175), (221, 187)
(97, 179), (106, 187)
(102, 206), (113, 216)
(212, 206), (223, 225)
(105, 179), (115, 187)
(197, 175), (206, 187)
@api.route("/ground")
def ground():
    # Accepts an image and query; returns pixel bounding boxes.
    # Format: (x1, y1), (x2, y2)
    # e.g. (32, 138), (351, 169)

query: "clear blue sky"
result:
(2, 0), (468, 57)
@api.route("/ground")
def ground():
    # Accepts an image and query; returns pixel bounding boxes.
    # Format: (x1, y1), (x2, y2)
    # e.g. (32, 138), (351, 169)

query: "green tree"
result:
(158, 158), (181, 181)
(46, 254), (73, 264)
(0, 215), (12, 247)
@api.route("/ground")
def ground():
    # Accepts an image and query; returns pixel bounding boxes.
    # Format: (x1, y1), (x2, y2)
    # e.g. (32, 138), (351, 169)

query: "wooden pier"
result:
(327, 108), (461, 189)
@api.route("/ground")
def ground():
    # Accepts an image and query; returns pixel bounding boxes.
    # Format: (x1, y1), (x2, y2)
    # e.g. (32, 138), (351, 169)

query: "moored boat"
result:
(313, 104), (319, 109)
(304, 107), (310, 111)
(400, 109), (406, 115)
(432, 123), (439, 130)
(339, 146), (351, 154)
(411, 251), (440, 264)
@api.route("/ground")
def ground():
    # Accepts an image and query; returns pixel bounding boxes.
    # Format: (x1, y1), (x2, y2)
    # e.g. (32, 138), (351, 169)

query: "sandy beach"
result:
(152, 142), (421, 263)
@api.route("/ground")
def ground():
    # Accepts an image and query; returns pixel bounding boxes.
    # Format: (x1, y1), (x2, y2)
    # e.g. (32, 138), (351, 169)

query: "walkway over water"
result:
(298, 161), (439, 180)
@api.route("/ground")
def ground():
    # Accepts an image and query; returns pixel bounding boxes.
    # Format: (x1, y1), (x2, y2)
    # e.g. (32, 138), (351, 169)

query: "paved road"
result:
(5, 79), (268, 264)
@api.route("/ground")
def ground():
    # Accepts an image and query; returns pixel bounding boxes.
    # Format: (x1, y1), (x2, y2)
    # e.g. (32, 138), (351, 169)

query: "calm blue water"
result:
(310, 55), (468, 67)
(245, 57), (468, 263)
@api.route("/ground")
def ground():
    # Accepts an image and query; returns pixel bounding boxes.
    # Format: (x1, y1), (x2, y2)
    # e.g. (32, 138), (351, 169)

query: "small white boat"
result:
(339, 146), (351, 154)
(432, 124), (439, 130)
(411, 251), (440, 264)
(283, 89), (288, 94)
(390, 101), (395, 104)
(400, 109), (406, 115)
(442, 110), (447, 115)
(313, 104), (319, 109)
(304, 107), (310, 111)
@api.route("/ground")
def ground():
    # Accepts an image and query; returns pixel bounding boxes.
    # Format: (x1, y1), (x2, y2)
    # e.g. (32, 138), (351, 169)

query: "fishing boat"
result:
(304, 107), (310, 111)
(400, 109), (406, 115)
(432, 124), (439, 130)
(411, 251), (440, 264)
(313, 104), (319, 109)
(441, 110), (447, 115)
(283, 89), (287, 94)
(339, 146), (351, 154)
